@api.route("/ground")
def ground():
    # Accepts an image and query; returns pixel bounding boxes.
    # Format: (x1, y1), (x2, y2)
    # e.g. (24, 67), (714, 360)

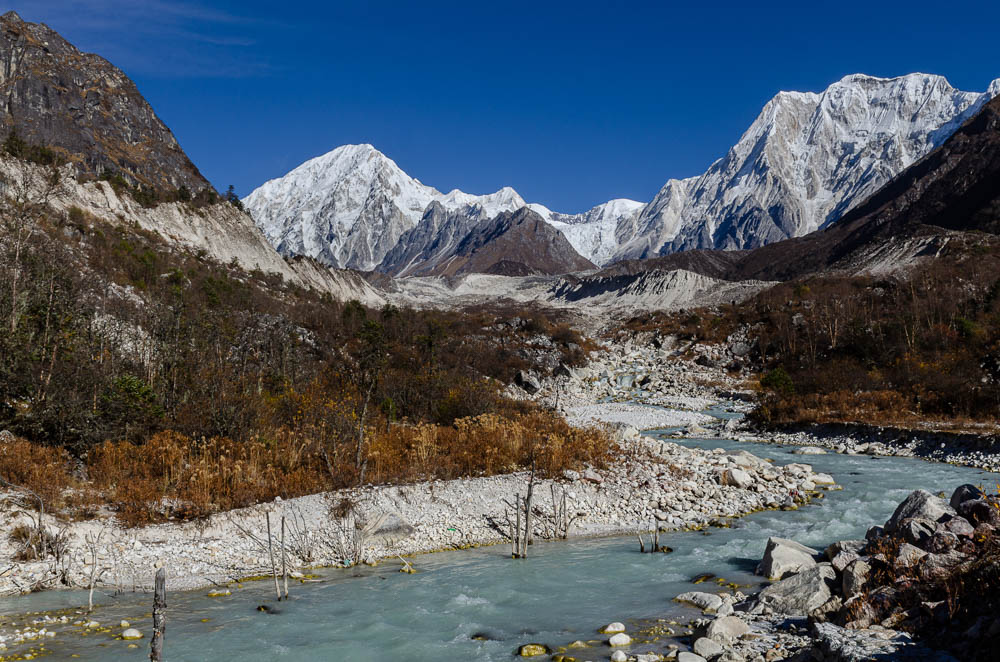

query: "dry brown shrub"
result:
(87, 430), (330, 527)
(0, 436), (74, 507)
(366, 410), (611, 485)
(77, 408), (612, 527)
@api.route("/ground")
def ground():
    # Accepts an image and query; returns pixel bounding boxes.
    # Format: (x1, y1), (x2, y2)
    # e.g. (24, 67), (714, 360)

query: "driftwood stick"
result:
(149, 567), (166, 662)
(637, 534), (645, 553)
(653, 520), (659, 552)
(525, 468), (535, 549)
(514, 495), (522, 558)
(281, 515), (288, 601)
(523, 492), (532, 558)
(266, 513), (280, 600)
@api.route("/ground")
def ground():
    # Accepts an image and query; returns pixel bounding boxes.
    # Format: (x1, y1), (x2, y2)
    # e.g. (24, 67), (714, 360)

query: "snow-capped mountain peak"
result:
(245, 145), (528, 271)
(244, 74), (1000, 274)
(988, 77), (1000, 99)
(614, 72), (1000, 260)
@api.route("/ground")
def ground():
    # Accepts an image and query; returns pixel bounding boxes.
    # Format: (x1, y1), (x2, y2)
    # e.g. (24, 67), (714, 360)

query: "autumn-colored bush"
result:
(86, 430), (330, 526)
(0, 437), (74, 507)
(615, 239), (1000, 429)
(68, 406), (614, 527)
(367, 411), (611, 484)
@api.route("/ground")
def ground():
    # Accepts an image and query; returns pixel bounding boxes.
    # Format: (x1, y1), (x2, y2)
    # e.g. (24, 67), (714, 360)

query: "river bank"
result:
(524, 331), (1000, 474)
(513, 433), (999, 662)
(0, 335), (994, 661)
(0, 417), (833, 595)
(2, 427), (996, 661)
(723, 422), (1000, 473)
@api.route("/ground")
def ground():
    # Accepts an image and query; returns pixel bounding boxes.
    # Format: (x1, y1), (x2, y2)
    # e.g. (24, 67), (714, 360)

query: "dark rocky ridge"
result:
(427, 207), (596, 277)
(379, 201), (487, 277)
(0, 11), (210, 193)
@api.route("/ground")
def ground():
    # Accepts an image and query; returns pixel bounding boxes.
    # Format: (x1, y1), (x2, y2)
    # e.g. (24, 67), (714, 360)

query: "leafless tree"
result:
(0, 163), (63, 334)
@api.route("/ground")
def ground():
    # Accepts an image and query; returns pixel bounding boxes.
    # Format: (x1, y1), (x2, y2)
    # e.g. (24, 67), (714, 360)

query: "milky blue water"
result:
(3, 425), (995, 661)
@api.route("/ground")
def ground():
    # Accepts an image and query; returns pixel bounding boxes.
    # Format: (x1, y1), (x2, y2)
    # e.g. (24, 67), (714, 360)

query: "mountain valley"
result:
(0, 8), (1000, 662)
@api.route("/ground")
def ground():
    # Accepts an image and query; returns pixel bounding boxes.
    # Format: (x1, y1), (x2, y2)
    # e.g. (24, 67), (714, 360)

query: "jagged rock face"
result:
(244, 144), (529, 271)
(0, 155), (385, 305)
(431, 207), (596, 277)
(0, 11), (209, 193)
(832, 93), (1000, 237)
(614, 73), (1000, 260)
(608, 93), (1000, 284)
(380, 201), (494, 277)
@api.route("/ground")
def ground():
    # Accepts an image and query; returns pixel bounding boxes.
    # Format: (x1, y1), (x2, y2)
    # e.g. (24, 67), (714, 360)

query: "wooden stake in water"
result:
(267, 513), (280, 600)
(281, 515), (288, 601)
(150, 567), (166, 662)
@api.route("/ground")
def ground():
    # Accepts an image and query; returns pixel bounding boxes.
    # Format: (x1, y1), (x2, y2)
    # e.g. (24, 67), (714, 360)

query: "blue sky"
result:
(10, 1), (1000, 212)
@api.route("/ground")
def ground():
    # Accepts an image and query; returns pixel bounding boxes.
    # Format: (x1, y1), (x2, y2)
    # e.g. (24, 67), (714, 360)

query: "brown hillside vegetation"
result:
(0, 159), (611, 526)
(614, 236), (1000, 430)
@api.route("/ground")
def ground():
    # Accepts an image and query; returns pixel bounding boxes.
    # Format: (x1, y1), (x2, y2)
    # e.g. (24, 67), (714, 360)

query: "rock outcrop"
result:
(0, 11), (210, 193)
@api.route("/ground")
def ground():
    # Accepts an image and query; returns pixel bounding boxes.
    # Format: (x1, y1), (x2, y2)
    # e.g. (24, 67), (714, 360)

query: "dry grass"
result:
(85, 430), (330, 526)
(0, 408), (613, 528)
(0, 437), (75, 507)
(367, 412), (611, 484)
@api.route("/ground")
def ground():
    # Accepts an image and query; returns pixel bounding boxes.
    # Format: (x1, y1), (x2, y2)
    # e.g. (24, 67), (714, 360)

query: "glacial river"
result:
(1, 413), (995, 661)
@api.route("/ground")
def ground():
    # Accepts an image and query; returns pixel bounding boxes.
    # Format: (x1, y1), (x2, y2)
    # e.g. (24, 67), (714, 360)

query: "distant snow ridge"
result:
(244, 144), (532, 271)
(244, 144), (641, 270)
(245, 74), (1000, 272)
(615, 73), (1000, 260)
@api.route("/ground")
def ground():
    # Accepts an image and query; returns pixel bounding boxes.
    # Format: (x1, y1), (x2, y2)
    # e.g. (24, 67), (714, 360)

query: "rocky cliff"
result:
(0, 11), (210, 194)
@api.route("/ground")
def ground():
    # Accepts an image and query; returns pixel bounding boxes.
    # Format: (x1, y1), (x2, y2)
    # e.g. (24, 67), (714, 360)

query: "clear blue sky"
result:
(12, 0), (1000, 212)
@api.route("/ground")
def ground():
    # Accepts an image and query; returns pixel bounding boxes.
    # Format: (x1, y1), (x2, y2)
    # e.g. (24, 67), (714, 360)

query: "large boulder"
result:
(824, 540), (866, 560)
(720, 468), (753, 489)
(755, 564), (837, 616)
(830, 550), (860, 573)
(812, 473), (836, 485)
(693, 637), (724, 659)
(956, 498), (1000, 528)
(898, 518), (936, 546)
(727, 450), (767, 468)
(937, 516), (975, 538)
(366, 512), (416, 543)
(705, 615), (750, 643)
(842, 559), (870, 598)
(884, 490), (955, 533)
(676, 591), (724, 612)
(518, 643), (550, 657)
(894, 542), (928, 568)
(514, 371), (541, 394)
(949, 484), (984, 511)
(809, 622), (952, 662)
(756, 537), (819, 580)
(608, 633), (632, 646)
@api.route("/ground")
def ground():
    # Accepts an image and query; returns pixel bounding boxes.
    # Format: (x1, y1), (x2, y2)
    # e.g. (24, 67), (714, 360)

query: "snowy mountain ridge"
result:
(245, 73), (1000, 272)
(619, 72), (1000, 259)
